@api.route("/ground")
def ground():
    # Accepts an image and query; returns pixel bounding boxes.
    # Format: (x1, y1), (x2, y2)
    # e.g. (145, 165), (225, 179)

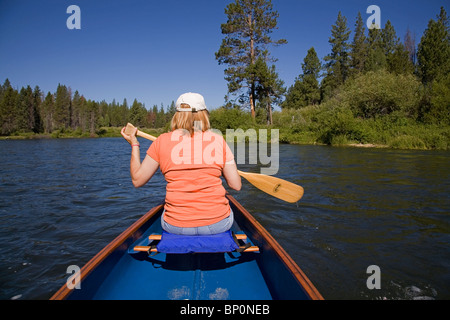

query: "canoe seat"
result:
(133, 231), (259, 254)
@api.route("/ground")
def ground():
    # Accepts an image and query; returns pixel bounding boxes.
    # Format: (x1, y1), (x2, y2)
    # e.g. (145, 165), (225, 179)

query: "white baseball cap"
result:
(175, 92), (207, 112)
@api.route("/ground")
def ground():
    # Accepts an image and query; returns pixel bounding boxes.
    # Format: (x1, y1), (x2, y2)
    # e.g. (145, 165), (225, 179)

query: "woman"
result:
(121, 92), (241, 236)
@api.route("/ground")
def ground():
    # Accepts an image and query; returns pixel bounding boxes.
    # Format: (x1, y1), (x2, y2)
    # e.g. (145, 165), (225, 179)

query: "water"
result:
(0, 138), (449, 300)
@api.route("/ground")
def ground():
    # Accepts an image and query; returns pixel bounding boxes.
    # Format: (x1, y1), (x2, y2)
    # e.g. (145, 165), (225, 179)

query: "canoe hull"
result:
(51, 195), (323, 300)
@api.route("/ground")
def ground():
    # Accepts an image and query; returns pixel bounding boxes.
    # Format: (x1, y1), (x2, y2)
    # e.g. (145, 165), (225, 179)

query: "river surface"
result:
(0, 138), (449, 300)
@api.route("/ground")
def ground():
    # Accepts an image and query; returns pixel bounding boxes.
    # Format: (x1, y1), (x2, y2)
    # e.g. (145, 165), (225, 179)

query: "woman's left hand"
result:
(121, 126), (139, 145)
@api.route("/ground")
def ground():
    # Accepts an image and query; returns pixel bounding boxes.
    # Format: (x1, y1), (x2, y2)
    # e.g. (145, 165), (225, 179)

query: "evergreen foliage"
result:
(417, 7), (450, 84)
(1, 5), (448, 150)
(283, 47), (321, 109)
(215, 0), (286, 120)
(0, 78), (176, 136)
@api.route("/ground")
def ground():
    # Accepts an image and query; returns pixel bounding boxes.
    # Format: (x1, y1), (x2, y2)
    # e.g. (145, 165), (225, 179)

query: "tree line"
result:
(0, 80), (176, 136)
(281, 7), (449, 121)
(216, 1), (449, 126)
(1, 2), (448, 137)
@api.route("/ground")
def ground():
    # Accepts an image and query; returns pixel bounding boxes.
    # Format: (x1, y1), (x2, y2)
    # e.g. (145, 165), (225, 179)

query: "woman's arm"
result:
(121, 127), (159, 188)
(223, 160), (241, 191)
(130, 154), (159, 188)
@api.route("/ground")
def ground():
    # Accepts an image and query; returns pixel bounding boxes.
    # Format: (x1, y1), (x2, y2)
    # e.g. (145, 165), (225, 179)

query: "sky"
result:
(0, 0), (448, 111)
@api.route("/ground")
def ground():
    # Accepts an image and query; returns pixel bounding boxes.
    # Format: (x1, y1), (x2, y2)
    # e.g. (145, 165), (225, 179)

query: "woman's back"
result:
(147, 129), (235, 228)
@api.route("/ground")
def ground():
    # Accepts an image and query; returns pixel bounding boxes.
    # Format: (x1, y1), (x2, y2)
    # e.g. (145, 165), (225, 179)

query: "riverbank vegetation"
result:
(211, 4), (449, 150)
(1, 3), (448, 150)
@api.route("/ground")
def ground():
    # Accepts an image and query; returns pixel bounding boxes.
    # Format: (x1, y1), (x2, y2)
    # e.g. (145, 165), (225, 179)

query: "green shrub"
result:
(420, 74), (450, 125)
(209, 107), (254, 133)
(339, 70), (422, 119)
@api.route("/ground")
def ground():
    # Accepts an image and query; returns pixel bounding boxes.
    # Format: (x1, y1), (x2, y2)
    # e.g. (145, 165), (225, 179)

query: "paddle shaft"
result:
(124, 123), (304, 203)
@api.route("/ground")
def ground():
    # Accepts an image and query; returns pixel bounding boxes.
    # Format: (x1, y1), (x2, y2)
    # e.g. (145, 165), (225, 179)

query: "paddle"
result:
(124, 123), (304, 203)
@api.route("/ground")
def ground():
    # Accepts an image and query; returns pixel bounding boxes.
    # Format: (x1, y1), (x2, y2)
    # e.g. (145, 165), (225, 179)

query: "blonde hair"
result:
(171, 104), (210, 135)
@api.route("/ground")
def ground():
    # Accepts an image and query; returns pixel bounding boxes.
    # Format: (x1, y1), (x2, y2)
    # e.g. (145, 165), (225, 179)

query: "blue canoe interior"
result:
(51, 194), (323, 300)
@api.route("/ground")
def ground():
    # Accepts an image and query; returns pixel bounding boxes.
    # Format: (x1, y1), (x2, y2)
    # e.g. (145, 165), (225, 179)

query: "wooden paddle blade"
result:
(238, 170), (304, 203)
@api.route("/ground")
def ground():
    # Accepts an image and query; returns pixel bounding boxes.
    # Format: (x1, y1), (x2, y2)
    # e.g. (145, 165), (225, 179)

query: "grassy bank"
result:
(2, 113), (448, 151)
(209, 70), (450, 151)
(208, 107), (449, 151)
(270, 107), (449, 150)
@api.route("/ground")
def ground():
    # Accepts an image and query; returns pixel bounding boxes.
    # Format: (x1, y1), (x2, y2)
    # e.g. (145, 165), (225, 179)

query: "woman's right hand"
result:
(121, 126), (139, 145)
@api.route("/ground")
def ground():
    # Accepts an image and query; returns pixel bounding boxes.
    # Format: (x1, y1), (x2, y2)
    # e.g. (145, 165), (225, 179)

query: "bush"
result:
(209, 107), (254, 133)
(419, 74), (450, 125)
(339, 70), (422, 119)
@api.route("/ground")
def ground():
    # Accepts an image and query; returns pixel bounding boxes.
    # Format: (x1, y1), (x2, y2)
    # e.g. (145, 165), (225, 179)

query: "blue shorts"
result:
(161, 209), (234, 235)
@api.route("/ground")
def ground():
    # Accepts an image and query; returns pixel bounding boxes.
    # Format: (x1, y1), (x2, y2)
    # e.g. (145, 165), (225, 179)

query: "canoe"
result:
(50, 194), (323, 300)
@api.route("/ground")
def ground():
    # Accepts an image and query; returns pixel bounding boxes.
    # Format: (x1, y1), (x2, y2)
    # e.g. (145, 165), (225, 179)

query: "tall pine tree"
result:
(251, 57), (285, 124)
(215, 0), (286, 119)
(365, 26), (387, 72)
(322, 12), (351, 99)
(32, 86), (43, 133)
(41, 92), (54, 133)
(284, 47), (321, 109)
(417, 7), (450, 84)
(350, 12), (367, 76)
(0, 80), (18, 135)
(54, 84), (71, 130)
(382, 20), (414, 75)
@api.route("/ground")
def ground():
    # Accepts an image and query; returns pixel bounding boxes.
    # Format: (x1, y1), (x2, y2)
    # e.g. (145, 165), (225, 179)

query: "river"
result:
(0, 138), (448, 300)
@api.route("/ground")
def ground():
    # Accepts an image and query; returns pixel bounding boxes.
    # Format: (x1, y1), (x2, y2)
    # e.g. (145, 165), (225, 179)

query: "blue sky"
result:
(0, 0), (448, 110)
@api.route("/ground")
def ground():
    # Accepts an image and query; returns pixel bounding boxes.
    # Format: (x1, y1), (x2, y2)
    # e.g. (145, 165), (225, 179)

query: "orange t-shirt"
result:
(147, 130), (235, 228)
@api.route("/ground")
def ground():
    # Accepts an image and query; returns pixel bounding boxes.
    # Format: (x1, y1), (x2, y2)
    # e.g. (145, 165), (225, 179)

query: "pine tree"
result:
(157, 104), (166, 128)
(215, 0), (286, 118)
(382, 20), (400, 56)
(0, 83), (18, 135)
(251, 57), (285, 124)
(16, 86), (32, 131)
(284, 47), (321, 109)
(32, 86), (43, 133)
(41, 92), (54, 133)
(120, 98), (129, 126)
(365, 27), (387, 72)
(350, 12), (367, 75)
(322, 12), (351, 98)
(86, 100), (98, 135)
(129, 99), (147, 127)
(167, 100), (176, 118)
(417, 7), (450, 84)
(382, 20), (414, 75)
(71, 90), (82, 129)
(388, 43), (414, 75)
(54, 84), (71, 130)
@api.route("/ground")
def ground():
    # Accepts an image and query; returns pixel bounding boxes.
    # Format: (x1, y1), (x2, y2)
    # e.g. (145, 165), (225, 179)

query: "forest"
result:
(1, 2), (449, 150)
